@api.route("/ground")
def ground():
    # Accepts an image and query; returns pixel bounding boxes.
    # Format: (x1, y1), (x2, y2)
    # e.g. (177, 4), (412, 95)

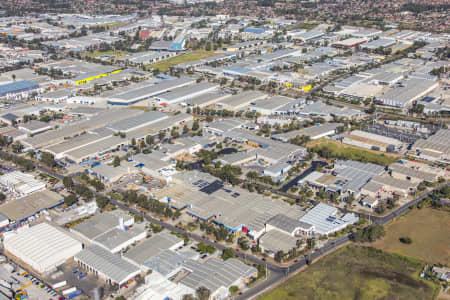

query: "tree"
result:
(158, 130), (166, 141)
(11, 141), (24, 153)
(182, 295), (194, 300)
(353, 225), (385, 243)
(64, 194), (77, 206)
(399, 237), (412, 244)
(192, 120), (199, 131)
(146, 135), (154, 145)
(274, 250), (284, 263)
(0, 192), (5, 202)
(63, 176), (74, 189)
(11, 74), (16, 81)
(96, 195), (109, 209)
(196, 287), (210, 300)
(113, 156), (121, 167)
(222, 248), (235, 260)
(40, 152), (55, 168)
(229, 286), (238, 294)
(131, 138), (136, 146)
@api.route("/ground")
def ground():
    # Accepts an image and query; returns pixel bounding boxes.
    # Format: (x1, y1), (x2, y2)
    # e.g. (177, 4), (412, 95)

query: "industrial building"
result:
(74, 244), (141, 286)
(376, 78), (438, 108)
(17, 120), (52, 135)
(0, 80), (40, 98)
(265, 214), (313, 236)
(343, 130), (405, 152)
(107, 77), (196, 105)
(71, 210), (145, 253)
(272, 123), (343, 142)
(411, 129), (450, 163)
(154, 82), (219, 105)
(259, 229), (301, 257)
(156, 171), (306, 239)
(0, 171), (45, 195)
(299, 203), (359, 235)
(249, 96), (296, 115)
(124, 231), (183, 269)
(0, 190), (63, 225)
(180, 258), (257, 299)
(3, 223), (82, 273)
(216, 90), (268, 111)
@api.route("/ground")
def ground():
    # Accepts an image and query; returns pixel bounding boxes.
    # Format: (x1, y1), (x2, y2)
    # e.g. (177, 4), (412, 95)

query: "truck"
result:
(68, 290), (82, 299)
(62, 287), (76, 295)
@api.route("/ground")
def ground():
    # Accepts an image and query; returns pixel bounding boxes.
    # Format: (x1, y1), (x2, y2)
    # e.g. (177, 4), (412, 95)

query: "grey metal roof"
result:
(389, 163), (437, 182)
(124, 231), (182, 266)
(180, 258), (257, 293)
(74, 244), (139, 284)
(300, 203), (358, 235)
(114, 77), (196, 101)
(107, 111), (167, 132)
(157, 82), (218, 103)
(143, 249), (189, 276)
(259, 229), (299, 253)
(94, 224), (146, 252)
(267, 214), (312, 233)
(73, 211), (133, 240)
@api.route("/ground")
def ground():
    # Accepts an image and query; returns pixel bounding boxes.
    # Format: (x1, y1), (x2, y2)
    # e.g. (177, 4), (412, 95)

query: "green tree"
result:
(63, 176), (74, 189)
(113, 156), (121, 167)
(146, 135), (154, 145)
(64, 194), (77, 206)
(222, 248), (235, 260)
(11, 141), (24, 153)
(40, 152), (55, 168)
(196, 287), (210, 300)
(192, 120), (199, 131)
(229, 286), (238, 294)
(131, 138), (136, 146)
(96, 195), (109, 209)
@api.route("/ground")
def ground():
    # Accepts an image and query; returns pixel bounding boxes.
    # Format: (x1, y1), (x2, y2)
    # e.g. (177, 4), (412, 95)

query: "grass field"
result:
(307, 140), (399, 166)
(372, 207), (450, 265)
(260, 245), (438, 300)
(147, 49), (217, 71)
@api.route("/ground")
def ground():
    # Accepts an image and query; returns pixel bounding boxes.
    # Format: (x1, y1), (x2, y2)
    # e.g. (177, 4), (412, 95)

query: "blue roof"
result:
(244, 27), (266, 34)
(1, 113), (18, 120)
(0, 80), (39, 97)
(226, 66), (252, 74)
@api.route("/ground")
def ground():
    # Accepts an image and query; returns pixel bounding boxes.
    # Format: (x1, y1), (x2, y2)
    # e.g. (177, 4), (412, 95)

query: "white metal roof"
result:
(4, 223), (82, 273)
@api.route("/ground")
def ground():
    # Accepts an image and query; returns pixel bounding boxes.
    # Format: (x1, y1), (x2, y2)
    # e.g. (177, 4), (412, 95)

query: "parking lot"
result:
(0, 260), (59, 299)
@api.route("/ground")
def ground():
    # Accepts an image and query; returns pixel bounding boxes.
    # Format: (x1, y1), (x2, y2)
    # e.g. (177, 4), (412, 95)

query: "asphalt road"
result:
(3, 150), (446, 299)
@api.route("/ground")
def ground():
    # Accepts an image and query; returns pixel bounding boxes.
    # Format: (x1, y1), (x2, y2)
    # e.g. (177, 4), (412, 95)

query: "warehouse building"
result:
(71, 210), (145, 253)
(107, 111), (168, 133)
(0, 190), (63, 226)
(124, 231), (183, 269)
(376, 78), (438, 108)
(343, 130), (405, 152)
(17, 120), (52, 136)
(159, 171), (306, 239)
(272, 123), (343, 142)
(299, 203), (359, 235)
(361, 38), (396, 50)
(265, 214), (314, 236)
(249, 96), (296, 115)
(74, 244), (140, 286)
(3, 223), (82, 273)
(182, 92), (230, 108)
(259, 229), (302, 258)
(117, 51), (177, 65)
(411, 129), (450, 163)
(107, 77), (196, 105)
(389, 163), (438, 183)
(0, 171), (45, 195)
(180, 258), (257, 299)
(0, 80), (40, 98)
(155, 82), (219, 105)
(216, 90), (268, 111)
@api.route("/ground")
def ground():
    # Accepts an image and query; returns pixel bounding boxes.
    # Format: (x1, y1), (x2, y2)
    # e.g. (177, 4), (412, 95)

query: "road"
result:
(2, 153), (446, 299)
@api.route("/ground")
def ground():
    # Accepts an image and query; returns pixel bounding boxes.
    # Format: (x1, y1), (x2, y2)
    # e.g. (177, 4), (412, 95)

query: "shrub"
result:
(399, 237), (412, 244)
